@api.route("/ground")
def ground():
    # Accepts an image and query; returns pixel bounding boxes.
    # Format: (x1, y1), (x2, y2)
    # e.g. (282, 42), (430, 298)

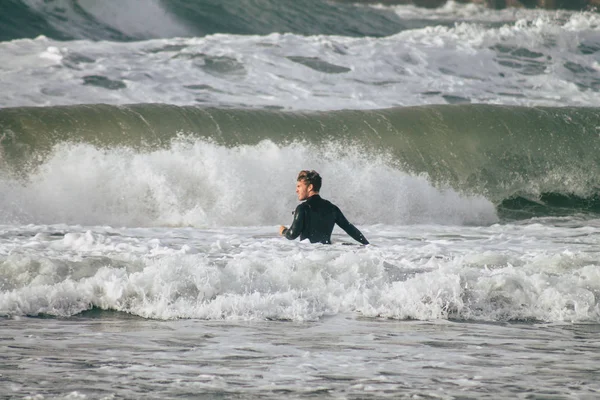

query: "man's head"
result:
(296, 170), (321, 201)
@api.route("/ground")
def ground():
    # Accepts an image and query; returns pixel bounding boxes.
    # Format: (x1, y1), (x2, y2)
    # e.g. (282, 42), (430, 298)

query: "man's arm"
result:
(280, 204), (305, 240)
(334, 207), (369, 245)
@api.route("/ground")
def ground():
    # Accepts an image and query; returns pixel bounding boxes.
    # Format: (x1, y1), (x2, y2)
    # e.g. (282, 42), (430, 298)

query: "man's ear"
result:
(308, 183), (314, 193)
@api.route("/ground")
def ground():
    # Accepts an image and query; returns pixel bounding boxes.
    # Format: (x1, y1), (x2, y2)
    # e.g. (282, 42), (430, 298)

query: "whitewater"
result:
(2, 6), (600, 109)
(1, 1), (600, 399)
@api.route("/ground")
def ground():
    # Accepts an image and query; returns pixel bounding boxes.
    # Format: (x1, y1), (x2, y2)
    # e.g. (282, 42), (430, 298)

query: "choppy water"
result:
(1, 3), (600, 109)
(2, 0), (600, 398)
(3, 316), (600, 399)
(2, 222), (600, 398)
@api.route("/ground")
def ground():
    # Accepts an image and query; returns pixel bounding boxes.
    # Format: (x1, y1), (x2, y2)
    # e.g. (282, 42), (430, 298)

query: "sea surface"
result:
(1, 0), (600, 399)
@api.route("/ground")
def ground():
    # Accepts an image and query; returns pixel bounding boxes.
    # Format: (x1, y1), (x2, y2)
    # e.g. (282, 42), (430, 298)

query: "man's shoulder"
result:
(312, 196), (340, 211)
(317, 195), (336, 206)
(295, 202), (310, 213)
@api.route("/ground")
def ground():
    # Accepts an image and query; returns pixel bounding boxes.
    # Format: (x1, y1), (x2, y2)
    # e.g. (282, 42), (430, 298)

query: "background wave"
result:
(2, 103), (599, 223)
(4, 0), (591, 43)
(0, 0), (409, 42)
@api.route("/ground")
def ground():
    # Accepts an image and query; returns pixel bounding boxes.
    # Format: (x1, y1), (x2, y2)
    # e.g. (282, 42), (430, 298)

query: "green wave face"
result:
(2, 103), (600, 218)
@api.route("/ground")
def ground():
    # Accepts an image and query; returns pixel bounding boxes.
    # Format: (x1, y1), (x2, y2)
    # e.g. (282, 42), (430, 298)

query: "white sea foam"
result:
(1, 222), (599, 322)
(0, 139), (497, 227)
(377, 0), (572, 23)
(0, 9), (599, 110)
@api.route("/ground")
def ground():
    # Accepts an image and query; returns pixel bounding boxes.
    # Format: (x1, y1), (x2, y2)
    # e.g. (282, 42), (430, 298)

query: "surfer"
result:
(279, 170), (369, 245)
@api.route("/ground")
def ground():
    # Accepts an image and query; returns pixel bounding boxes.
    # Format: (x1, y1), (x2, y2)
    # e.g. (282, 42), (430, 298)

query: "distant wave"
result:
(0, 0), (410, 42)
(1, 103), (600, 220)
(4, 0), (592, 43)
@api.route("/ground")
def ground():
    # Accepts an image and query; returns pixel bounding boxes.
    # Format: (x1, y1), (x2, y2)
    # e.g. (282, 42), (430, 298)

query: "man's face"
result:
(296, 179), (311, 201)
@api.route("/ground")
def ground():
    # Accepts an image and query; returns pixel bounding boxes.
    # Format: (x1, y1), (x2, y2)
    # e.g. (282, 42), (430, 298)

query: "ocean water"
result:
(1, 0), (600, 399)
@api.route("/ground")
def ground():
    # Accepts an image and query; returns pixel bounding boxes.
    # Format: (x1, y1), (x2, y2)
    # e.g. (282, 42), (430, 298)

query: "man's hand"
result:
(279, 225), (287, 236)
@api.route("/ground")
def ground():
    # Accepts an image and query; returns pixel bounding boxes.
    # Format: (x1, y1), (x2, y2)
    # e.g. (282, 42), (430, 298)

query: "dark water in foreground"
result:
(2, 314), (599, 399)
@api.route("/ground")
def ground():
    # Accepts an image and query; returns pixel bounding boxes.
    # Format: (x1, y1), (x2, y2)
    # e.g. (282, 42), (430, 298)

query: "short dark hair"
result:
(297, 170), (322, 192)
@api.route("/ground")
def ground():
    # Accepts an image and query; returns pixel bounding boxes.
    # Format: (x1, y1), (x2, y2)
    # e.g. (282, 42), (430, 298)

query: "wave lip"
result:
(1, 0), (194, 42)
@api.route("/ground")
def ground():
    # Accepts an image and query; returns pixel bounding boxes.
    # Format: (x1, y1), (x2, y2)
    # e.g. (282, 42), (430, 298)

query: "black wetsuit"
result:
(282, 195), (369, 245)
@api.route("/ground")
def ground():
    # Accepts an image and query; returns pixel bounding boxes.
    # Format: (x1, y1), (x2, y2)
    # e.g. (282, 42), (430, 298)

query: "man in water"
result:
(279, 170), (369, 245)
